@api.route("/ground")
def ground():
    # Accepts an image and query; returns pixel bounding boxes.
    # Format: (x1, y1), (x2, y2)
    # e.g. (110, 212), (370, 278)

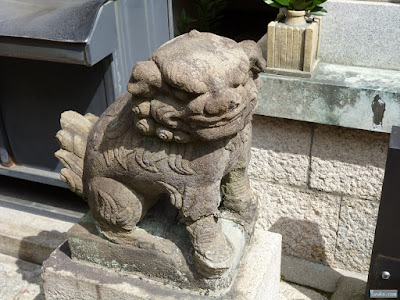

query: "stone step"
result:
(0, 204), (78, 264)
(0, 176), (86, 264)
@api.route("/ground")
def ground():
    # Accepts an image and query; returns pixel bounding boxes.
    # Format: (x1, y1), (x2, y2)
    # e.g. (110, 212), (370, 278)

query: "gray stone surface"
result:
(334, 197), (379, 272)
(251, 181), (341, 265)
(250, 116), (312, 187)
(67, 210), (247, 291)
(42, 230), (282, 300)
(56, 30), (266, 280)
(0, 253), (43, 300)
(281, 254), (368, 293)
(281, 255), (339, 293)
(319, 0), (400, 71)
(256, 63), (400, 134)
(310, 124), (388, 200)
(279, 281), (328, 300)
(0, 205), (75, 264)
(331, 276), (366, 300)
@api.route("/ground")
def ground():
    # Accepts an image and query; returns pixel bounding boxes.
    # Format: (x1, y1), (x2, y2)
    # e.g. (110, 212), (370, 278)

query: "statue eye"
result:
(229, 102), (239, 110)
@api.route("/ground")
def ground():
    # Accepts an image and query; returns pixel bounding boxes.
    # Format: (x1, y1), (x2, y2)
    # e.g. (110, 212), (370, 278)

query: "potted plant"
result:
(263, 0), (327, 77)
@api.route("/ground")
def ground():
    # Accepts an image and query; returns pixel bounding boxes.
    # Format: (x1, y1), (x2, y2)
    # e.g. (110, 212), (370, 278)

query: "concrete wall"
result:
(250, 115), (389, 273)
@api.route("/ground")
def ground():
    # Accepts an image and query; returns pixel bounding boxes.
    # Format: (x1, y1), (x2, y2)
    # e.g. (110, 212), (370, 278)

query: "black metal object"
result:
(0, 0), (116, 66)
(0, 0), (173, 187)
(366, 126), (400, 298)
(0, 0), (107, 42)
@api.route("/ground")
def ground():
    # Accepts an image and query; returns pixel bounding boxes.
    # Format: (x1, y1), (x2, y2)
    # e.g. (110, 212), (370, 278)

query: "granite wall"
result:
(250, 115), (389, 273)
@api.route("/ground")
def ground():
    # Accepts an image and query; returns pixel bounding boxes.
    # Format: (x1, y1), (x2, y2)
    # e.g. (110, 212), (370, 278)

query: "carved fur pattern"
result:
(89, 178), (139, 231)
(158, 181), (183, 209)
(134, 137), (195, 175)
(103, 132), (135, 170)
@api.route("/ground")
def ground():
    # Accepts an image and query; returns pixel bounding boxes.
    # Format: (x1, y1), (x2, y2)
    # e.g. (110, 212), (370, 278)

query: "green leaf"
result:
(304, 0), (326, 10)
(311, 6), (327, 12)
(264, 0), (283, 8)
(275, 0), (291, 6)
(291, 0), (313, 10)
(310, 6), (327, 15)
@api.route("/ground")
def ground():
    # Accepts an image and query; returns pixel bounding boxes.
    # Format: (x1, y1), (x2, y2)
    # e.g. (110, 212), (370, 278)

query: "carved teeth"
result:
(173, 131), (191, 143)
(156, 127), (174, 141)
(132, 101), (151, 117)
(136, 118), (156, 135)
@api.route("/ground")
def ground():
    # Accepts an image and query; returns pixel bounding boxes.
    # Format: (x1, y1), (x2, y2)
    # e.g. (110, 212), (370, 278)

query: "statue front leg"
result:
(182, 184), (233, 278)
(221, 149), (258, 239)
(87, 177), (148, 243)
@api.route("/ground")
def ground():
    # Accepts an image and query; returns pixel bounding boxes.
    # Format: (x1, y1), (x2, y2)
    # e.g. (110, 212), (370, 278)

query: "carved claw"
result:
(187, 215), (233, 278)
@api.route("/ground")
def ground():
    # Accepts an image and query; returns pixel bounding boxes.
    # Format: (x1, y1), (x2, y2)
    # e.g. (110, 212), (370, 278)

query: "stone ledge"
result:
(0, 205), (76, 264)
(281, 255), (367, 293)
(42, 230), (282, 300)
(256, 63), (400, 133)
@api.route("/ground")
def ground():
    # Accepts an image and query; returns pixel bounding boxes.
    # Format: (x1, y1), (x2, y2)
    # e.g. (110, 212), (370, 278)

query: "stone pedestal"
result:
(42, 228), (282, 300)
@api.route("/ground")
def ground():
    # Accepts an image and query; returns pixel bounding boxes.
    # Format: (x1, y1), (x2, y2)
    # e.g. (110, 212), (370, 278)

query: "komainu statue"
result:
(56, 30), (266, 280)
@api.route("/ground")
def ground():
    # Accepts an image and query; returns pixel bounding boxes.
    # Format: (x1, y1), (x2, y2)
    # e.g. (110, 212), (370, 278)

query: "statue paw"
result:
(187, 216), (233, 278)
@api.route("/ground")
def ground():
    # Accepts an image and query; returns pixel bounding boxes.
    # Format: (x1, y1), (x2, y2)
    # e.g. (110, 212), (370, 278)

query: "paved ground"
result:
(0, 254), (43, 300)
(0, 252), (329, 300)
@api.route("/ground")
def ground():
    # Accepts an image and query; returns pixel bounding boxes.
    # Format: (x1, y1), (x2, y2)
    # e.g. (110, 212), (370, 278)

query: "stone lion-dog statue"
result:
(56, 30), (266, 278)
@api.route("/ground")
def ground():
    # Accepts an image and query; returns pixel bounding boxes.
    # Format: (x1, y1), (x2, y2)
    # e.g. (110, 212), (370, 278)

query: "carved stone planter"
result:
(266, 10), (321, 78)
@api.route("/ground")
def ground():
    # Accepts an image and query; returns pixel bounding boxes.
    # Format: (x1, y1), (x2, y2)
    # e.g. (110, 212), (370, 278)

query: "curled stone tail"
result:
(55, 111), (98, 197)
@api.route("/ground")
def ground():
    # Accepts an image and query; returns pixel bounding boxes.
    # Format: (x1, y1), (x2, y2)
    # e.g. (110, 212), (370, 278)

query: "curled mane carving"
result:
(127, 30), (266, 143)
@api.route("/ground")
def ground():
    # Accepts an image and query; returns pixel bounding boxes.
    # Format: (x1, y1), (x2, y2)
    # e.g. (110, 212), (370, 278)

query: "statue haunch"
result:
(56, 30), (266, 279)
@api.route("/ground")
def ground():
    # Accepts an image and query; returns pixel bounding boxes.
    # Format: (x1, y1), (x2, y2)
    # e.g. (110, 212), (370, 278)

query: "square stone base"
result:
(42, 229), (282, 300)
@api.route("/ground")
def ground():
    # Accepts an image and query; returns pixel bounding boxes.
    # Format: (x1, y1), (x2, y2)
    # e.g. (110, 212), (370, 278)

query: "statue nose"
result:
(204, 92), (240, 116)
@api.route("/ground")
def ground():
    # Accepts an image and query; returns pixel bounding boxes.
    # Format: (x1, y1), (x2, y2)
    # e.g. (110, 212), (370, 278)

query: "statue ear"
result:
(128, 60), (162, 97)
(239, 40), (267, 74)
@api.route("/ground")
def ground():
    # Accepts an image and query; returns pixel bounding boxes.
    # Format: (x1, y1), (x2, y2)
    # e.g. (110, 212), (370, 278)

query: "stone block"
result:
(331, 276), (366, 300)
(281, 254), (367, 293)
(310, 124), (388, 200)
(256, 64), (400, 134)
(252, 181), (341, 264)
(319, 0), (400, 71)
(42, 230), (282, 300)
(0, 205), (75, 264)
(334, 197), (379, 273)
(279, 281), (328, 300)
(250, 115), (312, 187)
(67, 212), (246, 291)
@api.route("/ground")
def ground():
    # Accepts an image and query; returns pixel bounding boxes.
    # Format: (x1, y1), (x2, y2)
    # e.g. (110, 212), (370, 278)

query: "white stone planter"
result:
(266, 10), (321, 77)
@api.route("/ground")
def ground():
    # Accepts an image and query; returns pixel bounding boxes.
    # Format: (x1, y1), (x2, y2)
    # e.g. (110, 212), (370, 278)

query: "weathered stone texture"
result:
(334, 197), (379, 273)
(0, 254), (43, 300)
(0, 206), (74, 264)
(310, 124), (389, 200)
(43, 231), (282, 300)
(279, 281), (328, 300)
(250, 116), (312, 187)
(56, 31), (267, 282)
(252, 181), (340, 265)
(331, 276), (366, 300)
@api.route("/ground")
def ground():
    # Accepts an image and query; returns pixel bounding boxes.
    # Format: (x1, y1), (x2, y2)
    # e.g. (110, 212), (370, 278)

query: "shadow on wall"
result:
(269, 217), (367, 299)
(269, 217), (330, 265)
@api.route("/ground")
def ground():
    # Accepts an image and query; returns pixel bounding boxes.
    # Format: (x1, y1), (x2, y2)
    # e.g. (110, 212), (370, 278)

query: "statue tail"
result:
(55, 111), (98, 197)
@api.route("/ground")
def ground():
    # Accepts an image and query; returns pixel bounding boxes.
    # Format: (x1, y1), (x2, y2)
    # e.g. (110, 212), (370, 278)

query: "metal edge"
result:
(85, 1), (118, 66)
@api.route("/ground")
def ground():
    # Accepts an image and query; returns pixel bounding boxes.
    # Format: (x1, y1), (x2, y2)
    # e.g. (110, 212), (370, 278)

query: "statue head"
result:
(127, 30), (266, 142)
